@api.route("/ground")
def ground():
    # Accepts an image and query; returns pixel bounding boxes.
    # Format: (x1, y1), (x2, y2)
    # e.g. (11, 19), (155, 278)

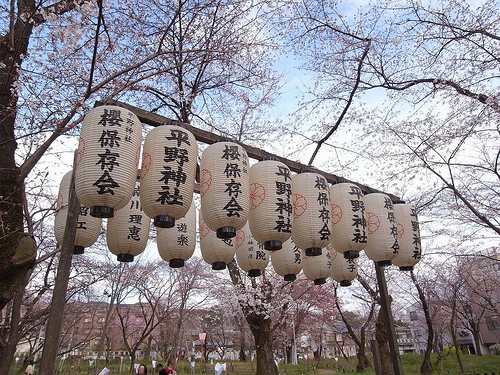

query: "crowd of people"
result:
(136, 361), (176, 374)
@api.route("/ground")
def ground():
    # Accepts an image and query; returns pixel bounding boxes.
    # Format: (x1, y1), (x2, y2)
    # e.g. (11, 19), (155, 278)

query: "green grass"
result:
(9, 353), (500, 374)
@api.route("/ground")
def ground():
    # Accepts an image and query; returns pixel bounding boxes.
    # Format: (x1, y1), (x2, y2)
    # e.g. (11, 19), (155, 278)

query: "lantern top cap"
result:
(332, 177), (349, 184)
(260, 155), (278, 162)
(214, 136), (236, 143)
(393, 199), (406, 204)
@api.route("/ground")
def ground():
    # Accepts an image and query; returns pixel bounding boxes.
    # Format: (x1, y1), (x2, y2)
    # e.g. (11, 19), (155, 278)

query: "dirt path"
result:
(317, 369), (337, 374)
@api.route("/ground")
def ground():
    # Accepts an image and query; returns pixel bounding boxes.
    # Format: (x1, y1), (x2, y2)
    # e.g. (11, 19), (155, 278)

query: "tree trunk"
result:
(375, 308), (394, 375)
(450, 304), (465, 374)
(356, 327), (371, 372)
(247, 313), (278, 375)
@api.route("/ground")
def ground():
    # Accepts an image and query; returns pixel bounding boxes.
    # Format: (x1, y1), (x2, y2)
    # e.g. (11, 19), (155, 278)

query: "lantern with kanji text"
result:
(248, 158), (292, 250)
(235, 223), (269, 277)
(75, 105), (142, 218)
(291, 172), (331, 256)
(156, 201), (196, 268)
(199, 210), (235, 270)
(200, 140), (249, 239)
(329, 246), (358, 286)
(140, 124), (197, 228)
(392, 201), (422, 271)
(363, 193), (399, 265)
(302, 246), (332, 285)
(270, 239), (302, 281)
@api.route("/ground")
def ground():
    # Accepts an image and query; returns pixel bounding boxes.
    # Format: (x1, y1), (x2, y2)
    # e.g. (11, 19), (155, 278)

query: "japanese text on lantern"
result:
(315, 176), (331, 240)
(346, 258), (356, 272)
(293, 244), (301, 264)
(128, 185), (143, 241)
(384, 197), (399, 254)
(274, 165), (292, 233)
(77, 207), (90, 230)
(93, 109), (131, 195)
(349, 186), (367, 244)
(221, 145), (247, 217)
(246, 235), (267, 260)
(177, 222), (189, 246)
(410, 207), (421, 260)
(157, 129), (191, 206)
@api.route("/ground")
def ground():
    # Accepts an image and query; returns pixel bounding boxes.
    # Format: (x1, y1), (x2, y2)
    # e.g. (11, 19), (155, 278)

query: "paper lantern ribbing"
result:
(199, 211), (235, 270)
(54, 171), (102, 254)
(330, 246), (358, 286)
(363, 193), (399, 265)
(140, 125), (197, 228)
(270, 239), (302, 281)
(248, 159), (292, 250)
(200, 141), (250, 239)
(302, 247), (332, 285)
(235, 224), (269, 277)
(329, 182), (367, 259)
(156, 201), (196, 268)
(107, 180), (150, 262)
(392, 202), (422, 271)
(75, 105), (142, 218)
(291, 172), (331, 256)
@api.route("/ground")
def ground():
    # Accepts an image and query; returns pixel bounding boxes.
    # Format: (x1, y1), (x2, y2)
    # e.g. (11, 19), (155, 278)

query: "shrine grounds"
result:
(9, 353), (500, 374)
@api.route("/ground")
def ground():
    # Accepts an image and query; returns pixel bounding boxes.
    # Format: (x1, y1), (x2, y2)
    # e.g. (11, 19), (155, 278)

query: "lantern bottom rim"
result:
(216, 226), (236, 239)
(283, 274), (296, 282)
(305, 247), (322, 257)
(117, 253), (134, 262)
(399, 266), (413, 271)
(73, 246), (84, 255)
(91, 206), (114, 218)
(376, 260), (392, 267)
(169, 258), (185, 268)
(154, 215), (175, 228)
(314, 277), (327, 285)
(212, 261), (227, 270)
(264, 240), (282, 251)
(340, 280), (352, 287)
(343, 250), (360, 259)
(247, 269), (261, 277)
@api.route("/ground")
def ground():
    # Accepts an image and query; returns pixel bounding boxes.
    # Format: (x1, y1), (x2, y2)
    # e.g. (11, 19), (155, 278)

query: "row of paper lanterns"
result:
(54, 105), (422, 280)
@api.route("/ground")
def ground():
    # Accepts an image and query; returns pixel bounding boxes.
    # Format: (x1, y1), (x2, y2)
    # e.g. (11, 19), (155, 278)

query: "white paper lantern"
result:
(235, 223), (269, 277)
(270, 239), (302, 281)
(302, 247), (332, 285)
(54, 171), (102, 254)
(363, 193), (399, 264)
(106, 180), (150, 262)
(75, 105), (142, 218)
(329, 182), (367, 259)
(200, 141), (249, 238)
(291, 172), (331, 256)
(140, 125), (197, 228)
(392, 202), (422, 271)
(329, 246), (357, 286)
(248, 159), (292, 250)
(156, 201), (196, 268)
(199, 210), (235, 270)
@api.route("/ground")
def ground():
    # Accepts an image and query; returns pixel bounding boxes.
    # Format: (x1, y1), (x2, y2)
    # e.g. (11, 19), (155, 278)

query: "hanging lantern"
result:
(106, 180), (150, 262)
(200, 140), (250, 239)
(248, 159), (292, 250)
(199, 210), (235, 270)
(363, 193), (399, 265)
(54, 171), (102, 254)
(302, 246), (332, 285)
(392, 202), (422, 271)
(270, 239), (302, 281)
(156, 201), (196, 268)
(75, 105), (142, 218)
(329, 246), (358, 286)
(291, 172), (331, 256)
(329, 182), (367, 259)
(140, 124), (197, 228)
(235, 223), (269, 277)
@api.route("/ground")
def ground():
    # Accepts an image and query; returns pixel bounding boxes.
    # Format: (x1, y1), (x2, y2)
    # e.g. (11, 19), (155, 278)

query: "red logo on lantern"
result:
(200, 169), (212, 197)
(330, 203), (343, 225)
(141, 152), (152, 179)
(396, 222), (404, 238)
(250, 183), (266, 209)
(56, 193), (64, 211)
(292, 193), (307, 218)
(235, 229), (246, 249)
(367, 212), (380, 234)
(199, 218), (210, 239)
(76, 137), (86, 167)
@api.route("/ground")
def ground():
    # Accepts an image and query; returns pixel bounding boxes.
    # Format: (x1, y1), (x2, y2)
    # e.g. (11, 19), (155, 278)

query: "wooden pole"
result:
(39, 156), (80, 375)
(375, 262), (404, 375)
